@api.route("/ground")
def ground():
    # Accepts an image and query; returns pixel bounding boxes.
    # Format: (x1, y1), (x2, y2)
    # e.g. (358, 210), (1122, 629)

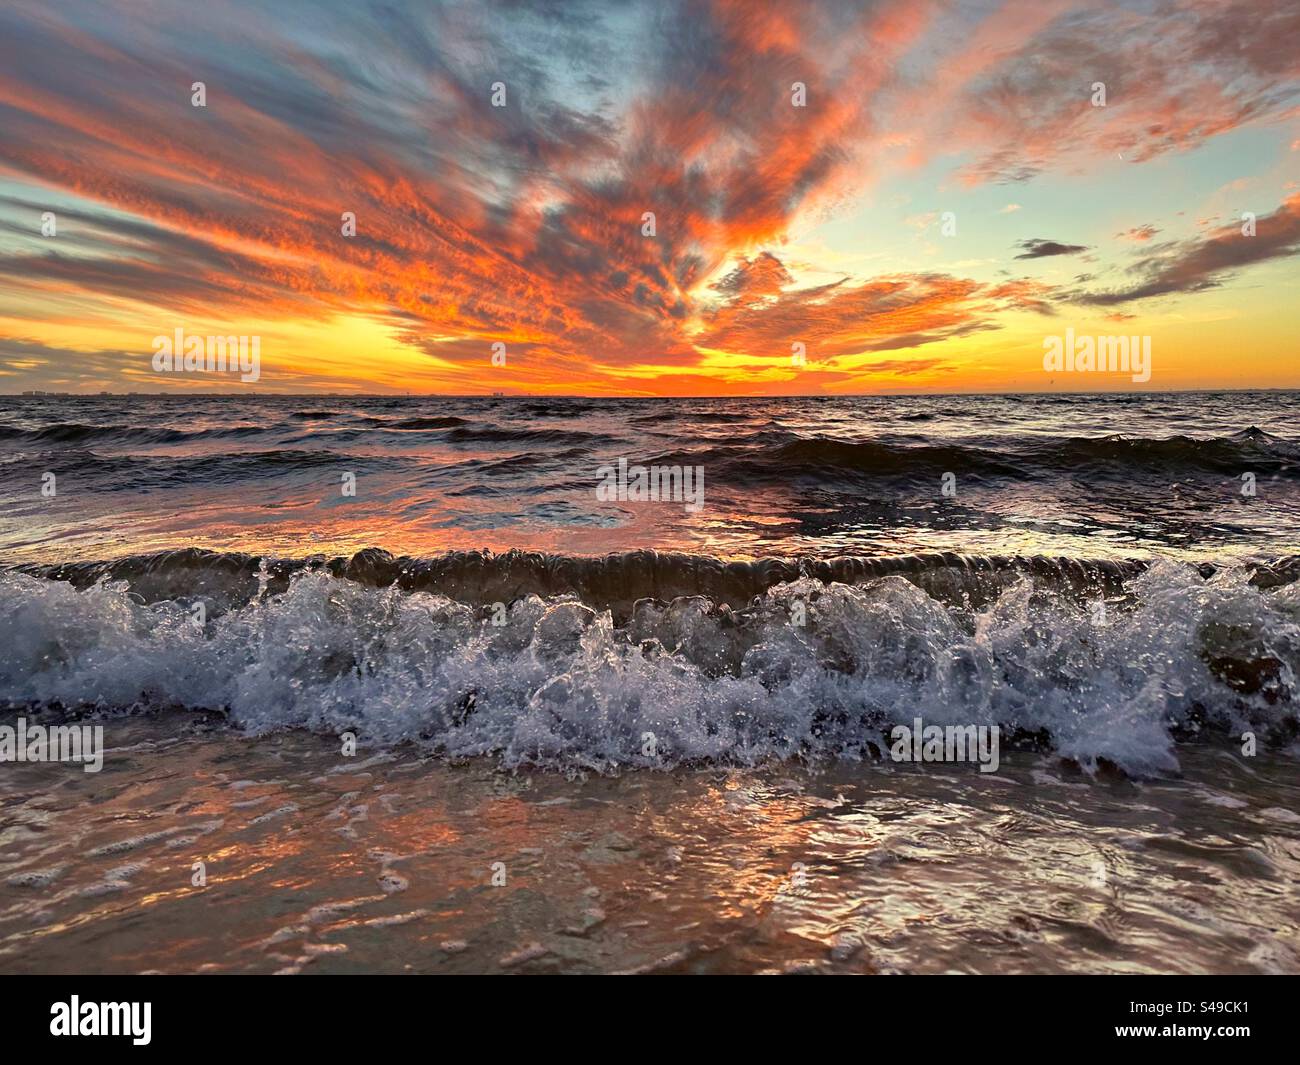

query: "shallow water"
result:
(1, 715), (1296, 975)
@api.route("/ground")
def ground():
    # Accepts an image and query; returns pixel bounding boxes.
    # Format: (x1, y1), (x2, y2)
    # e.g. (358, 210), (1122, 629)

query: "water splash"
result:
(2, 559), (1296, 776)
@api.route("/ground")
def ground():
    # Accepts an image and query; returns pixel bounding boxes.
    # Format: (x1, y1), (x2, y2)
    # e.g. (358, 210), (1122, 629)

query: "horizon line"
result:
(4, 386), (1300, 400)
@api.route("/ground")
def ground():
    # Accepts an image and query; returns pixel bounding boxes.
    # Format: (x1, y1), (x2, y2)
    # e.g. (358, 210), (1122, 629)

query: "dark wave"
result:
(689, 411), (756, 424)
(650, 436), (1023, 480)
(642, 428), (1300, 482)
(7, 418), (1293, 481)
(213, 448), (377, 471)
(366, 415), (469, 429)
(1035, 428), (1300, 473)
(443, 426), (615, 446)
(516, 401), (603, 418)
(12, 546), (1298, 619)
(0, 422), (271, 444)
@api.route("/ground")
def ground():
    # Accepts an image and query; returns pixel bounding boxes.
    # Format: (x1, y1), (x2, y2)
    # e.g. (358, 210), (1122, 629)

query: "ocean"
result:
(1, 391), (1298, 973)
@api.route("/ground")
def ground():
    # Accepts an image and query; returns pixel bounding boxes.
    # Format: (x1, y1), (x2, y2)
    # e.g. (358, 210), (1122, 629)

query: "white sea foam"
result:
(1, 562), (1296, 776)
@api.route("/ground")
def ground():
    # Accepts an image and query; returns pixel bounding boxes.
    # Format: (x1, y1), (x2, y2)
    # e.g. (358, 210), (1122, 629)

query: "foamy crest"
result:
(1, 561), (1296, 775)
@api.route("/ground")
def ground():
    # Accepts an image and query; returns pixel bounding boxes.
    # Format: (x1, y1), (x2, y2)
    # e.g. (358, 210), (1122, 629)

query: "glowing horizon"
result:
(1, 0), (1297, 397)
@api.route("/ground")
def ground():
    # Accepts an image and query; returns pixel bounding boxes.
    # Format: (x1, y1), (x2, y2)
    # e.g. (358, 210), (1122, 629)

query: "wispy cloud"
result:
(1117, 224), (1160, 243)
(1080, 195), (1300, 305)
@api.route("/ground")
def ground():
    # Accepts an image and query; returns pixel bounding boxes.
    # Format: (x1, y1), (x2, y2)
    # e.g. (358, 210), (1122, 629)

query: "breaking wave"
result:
(3, 550), (1297, 776)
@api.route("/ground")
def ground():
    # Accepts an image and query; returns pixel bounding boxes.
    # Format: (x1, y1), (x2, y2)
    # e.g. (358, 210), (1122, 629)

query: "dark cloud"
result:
(1014, 239), (1090, 259)
(1079, 195), (1300, 305)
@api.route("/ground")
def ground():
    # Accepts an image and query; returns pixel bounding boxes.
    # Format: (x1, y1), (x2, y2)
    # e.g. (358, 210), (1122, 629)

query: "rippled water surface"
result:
(1, 716), (1297, 975)
(3, 391), (1299, 563)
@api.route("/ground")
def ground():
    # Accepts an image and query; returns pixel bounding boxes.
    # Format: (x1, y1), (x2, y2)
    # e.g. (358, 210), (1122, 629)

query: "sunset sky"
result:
(0, 0), (1297, 396)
